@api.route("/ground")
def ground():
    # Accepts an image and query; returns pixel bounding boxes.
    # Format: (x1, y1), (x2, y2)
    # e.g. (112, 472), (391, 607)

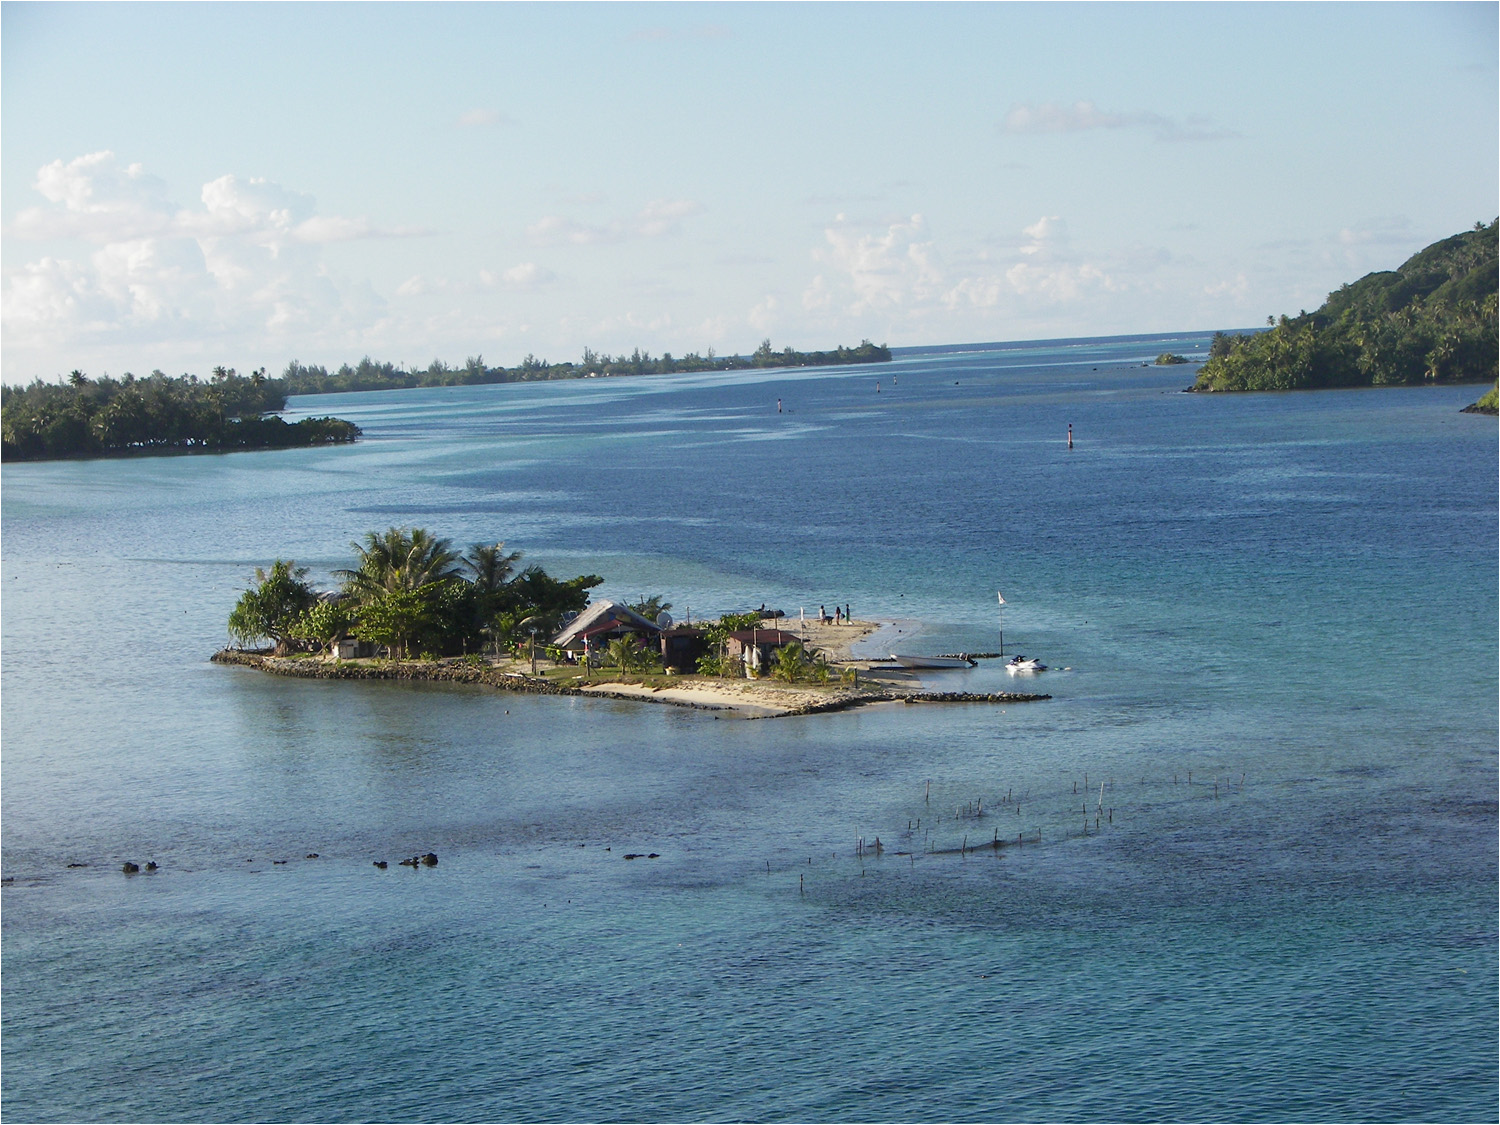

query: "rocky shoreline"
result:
(210, 650), (1051, 717)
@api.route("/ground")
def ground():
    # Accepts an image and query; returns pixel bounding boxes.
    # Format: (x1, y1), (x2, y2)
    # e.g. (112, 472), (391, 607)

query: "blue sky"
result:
(3, 1), (1495, 382)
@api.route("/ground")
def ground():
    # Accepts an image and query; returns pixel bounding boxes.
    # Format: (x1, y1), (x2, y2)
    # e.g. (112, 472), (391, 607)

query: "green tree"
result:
(506, 566), (602, 634)
(227, 561), (317, 654)
(290, 598), (356, 654)
(354, 587), (445, 659)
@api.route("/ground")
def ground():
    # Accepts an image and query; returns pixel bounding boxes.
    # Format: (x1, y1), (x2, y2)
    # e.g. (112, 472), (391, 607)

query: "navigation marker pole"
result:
(997, 590), (1006, 657)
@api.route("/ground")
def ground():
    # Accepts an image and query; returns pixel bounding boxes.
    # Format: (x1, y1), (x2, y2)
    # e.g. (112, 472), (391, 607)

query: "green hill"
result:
(1194, 221), (1497, 392)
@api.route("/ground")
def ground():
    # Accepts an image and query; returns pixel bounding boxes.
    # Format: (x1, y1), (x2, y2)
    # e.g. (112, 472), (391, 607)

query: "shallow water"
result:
(3, 333), (1496, 1122)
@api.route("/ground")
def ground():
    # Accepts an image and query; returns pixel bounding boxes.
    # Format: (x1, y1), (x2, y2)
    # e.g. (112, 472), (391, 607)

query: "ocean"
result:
(2, 332), (1495, 1122)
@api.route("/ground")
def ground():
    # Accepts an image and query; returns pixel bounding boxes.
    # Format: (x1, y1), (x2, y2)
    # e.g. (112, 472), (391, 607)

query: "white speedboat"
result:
(1004, 655), (1047, 673)
(891, 654), (976, 669)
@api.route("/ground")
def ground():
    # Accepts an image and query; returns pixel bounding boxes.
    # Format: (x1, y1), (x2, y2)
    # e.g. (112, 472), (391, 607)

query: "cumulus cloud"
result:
(748, 294), (779, 332)
(805, 213), (943, 315)
(9, 154), (429, 246)
(1002, 100), (1237, 142)
(944, 215), (1118, 307)
(2, 151), (425, 361)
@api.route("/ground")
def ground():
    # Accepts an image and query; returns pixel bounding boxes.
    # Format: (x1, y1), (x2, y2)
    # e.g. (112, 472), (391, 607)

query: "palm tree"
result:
(338, 527), (462, 602)
(772, 640), (810, 683)
(464, 541), (522, 594)
(605, 636), (643, 678)
(627, 595), (672, 623)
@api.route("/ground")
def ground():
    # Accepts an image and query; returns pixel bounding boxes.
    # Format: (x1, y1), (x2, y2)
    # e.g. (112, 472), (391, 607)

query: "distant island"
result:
(281, 338), (892, 396)
(2, 338), (891, 462)
(1193, 220), (1497, 394)
(1155, 353), (1189, 365)
(1, 368), (360, 463)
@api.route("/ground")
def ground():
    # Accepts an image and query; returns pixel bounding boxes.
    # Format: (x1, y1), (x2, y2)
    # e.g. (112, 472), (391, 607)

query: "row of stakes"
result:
(783, 769), (1246, 891)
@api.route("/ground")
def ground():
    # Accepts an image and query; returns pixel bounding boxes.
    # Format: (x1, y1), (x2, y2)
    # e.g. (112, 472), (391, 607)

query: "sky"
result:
(2, 1), (1496, 383)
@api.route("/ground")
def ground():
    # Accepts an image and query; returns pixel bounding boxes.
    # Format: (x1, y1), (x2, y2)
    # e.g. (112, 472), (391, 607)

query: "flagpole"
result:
(997, 591), (1005, 656)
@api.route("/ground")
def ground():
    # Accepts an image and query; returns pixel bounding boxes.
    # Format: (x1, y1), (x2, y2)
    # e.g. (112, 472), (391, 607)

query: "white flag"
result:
(997, 591), (1006, 605)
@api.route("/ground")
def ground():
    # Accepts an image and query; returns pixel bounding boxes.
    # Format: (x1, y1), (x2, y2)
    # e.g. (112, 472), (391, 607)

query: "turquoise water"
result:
(3, 333), (1495, 1122)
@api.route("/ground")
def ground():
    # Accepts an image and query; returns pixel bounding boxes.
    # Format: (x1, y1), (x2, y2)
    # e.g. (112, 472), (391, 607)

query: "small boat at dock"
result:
(891, 654), (977, 669)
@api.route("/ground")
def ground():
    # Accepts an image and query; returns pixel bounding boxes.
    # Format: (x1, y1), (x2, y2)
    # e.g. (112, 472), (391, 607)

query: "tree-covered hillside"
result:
(1, 367), (360, 462)
(1194, 221), (1497, 392)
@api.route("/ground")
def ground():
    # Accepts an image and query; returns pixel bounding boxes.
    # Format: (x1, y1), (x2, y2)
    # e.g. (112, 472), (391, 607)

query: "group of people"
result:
(819, 603), (852, 625)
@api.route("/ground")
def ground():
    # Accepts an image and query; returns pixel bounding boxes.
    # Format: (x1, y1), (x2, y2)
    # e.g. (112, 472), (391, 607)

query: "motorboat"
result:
(1004, 655), (1047, 673)
(891, 654), (976, 669)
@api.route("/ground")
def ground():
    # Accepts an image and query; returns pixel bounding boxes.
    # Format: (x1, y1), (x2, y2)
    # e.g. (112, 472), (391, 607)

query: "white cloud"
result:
(635, 198), (702, 237)
(948, 216), (1116, 306)
(748, 294), (779, 332)
(397, 274), (446, 297)
(500, 262), (557, 289)
(2, 152), (413, 365)
(1002, 101), (1237, 142)
(807, 213), (943, 315)
(1204, 274), (1251, 301)
(527, 214), (620, 247)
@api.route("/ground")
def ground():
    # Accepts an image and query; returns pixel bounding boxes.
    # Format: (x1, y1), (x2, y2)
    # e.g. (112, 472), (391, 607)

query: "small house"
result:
(658, 626), (708, 673)
(725, 629), (803, 676)
(551, 599), (662, 655)
(330, 637), (381, 659)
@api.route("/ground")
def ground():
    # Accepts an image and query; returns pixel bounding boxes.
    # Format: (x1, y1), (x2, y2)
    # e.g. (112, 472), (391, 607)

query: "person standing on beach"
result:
(834, 606), (842, 625)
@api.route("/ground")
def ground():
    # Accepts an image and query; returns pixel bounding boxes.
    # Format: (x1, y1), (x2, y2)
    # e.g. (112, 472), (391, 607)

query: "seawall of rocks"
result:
(211, 651), (1051, 716)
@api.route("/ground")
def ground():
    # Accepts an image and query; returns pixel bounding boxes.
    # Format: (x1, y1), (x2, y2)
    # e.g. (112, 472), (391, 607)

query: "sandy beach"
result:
(576, 677), (871, 718)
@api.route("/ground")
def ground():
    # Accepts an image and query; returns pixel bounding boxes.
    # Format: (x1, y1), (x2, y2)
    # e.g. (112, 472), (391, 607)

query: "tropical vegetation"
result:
(279, 339), (891, 395)
(1, 367), (360, 462)
(1194, 221), (1498, 393)
(1465, 382), (1498, 414)
(226, 529), (601, 659)
(694, 612), (765, 677)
